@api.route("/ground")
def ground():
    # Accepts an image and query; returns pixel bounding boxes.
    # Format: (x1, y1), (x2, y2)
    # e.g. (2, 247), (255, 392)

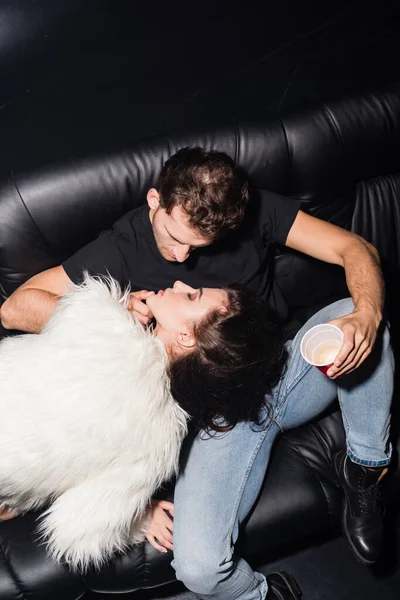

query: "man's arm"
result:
(0, 265), (73, 333)
(286, 210), (384, 378)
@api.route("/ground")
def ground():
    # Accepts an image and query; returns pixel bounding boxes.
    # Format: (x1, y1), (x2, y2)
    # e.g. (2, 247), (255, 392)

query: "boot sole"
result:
(333, 452), (376, 566)
(274, 571), (302, 598)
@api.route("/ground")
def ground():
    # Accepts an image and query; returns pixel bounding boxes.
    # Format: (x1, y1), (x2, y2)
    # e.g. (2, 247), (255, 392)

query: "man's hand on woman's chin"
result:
(128, 290), (155, 325)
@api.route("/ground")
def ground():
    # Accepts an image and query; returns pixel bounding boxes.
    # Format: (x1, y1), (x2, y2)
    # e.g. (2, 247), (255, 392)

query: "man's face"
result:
(147, 189), (212, 262)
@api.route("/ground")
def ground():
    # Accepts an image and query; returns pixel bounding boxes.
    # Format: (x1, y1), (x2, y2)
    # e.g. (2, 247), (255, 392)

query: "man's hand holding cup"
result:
(300, 323), (344, 378)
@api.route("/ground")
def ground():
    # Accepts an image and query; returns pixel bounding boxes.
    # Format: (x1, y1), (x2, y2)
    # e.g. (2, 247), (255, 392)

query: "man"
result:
(0, 147), (393, 600)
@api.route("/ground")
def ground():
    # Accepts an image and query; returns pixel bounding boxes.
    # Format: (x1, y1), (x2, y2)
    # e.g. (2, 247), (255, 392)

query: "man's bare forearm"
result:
(0, 288), (59, 333)
(342, 236), (385, 324)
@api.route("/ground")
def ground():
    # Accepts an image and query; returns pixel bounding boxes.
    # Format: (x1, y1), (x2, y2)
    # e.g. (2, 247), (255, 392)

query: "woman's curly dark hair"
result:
(168, 286), (287, 432)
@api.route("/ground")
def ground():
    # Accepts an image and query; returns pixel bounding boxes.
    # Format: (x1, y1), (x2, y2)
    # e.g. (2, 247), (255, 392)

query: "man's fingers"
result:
(131, 290), (155, 301)
(333, 328), (355, 367)
(130, 307), (151, 325)
(127, 296), (154, 322)
(132, 303), (150, 317)
(128, 291), (155, 309)
(339, 346), (371, 376)
(334, 344), (357, 372)
(333, 340), (372, 377)
(128, 295), (151, 311)
(326, 326), (359, 377)
(327, 312), (379, 377)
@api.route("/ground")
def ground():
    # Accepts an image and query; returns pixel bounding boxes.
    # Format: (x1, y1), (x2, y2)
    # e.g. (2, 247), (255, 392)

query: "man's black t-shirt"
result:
(62, 190), (301, 320)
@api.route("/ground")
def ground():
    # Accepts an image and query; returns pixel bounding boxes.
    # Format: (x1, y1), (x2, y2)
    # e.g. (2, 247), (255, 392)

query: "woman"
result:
(150, 280), (286, 432)
(0, 276), (286, 570)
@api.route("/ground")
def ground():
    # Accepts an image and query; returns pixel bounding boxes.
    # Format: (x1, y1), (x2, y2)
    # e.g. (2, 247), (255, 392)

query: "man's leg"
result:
(172, 418), (301, 600)
(274, 298), (393, 564)
(172, 298), (393, 599)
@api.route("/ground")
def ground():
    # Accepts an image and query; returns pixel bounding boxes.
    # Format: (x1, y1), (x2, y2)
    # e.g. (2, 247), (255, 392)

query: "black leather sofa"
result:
(0, 81), (400, 599)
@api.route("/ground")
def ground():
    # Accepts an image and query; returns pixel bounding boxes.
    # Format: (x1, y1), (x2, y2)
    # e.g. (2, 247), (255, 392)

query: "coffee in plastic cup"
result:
(300, 323), (344, 376)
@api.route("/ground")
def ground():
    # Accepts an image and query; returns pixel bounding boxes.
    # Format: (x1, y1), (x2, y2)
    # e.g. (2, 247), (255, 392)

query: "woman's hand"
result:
(326, 308), (381, 378)
(0, 505), (19, 521)
(145, 499), (174, 553)
(127, 290), (155, 325)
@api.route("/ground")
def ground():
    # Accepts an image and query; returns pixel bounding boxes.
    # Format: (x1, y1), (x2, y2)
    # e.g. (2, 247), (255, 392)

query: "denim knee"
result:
(173, 552), (226, 596)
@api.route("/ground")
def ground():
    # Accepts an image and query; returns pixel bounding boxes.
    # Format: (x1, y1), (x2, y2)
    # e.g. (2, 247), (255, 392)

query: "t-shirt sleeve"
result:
(257, 189), (301, 246)
(62, 229), (127, 285)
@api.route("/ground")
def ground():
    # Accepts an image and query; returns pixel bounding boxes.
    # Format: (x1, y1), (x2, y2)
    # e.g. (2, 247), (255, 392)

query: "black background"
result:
(0, 0), (399, 171)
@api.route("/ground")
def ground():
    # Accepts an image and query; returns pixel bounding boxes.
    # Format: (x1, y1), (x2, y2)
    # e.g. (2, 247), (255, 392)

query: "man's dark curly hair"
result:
(168, 287), (287, 432)
(159, 147), (249, 240)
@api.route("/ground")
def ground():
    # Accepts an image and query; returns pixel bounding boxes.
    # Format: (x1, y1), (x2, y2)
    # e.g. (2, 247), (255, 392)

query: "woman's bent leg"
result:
(172, 419), (281, 600)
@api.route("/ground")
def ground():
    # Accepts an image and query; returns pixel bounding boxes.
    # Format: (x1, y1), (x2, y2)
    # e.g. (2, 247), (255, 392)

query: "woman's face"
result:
(147, 281), (228, 350)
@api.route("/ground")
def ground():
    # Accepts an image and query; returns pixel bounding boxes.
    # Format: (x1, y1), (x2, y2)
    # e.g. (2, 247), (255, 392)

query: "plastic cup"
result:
(300, 323), (344, 377)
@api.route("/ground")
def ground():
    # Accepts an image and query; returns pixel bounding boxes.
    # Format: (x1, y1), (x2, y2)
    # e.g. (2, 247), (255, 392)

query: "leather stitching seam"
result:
(10, 170), (54, 253)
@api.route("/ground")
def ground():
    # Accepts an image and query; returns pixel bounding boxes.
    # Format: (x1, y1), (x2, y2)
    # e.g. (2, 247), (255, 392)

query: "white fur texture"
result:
(0, 275), (188, 570)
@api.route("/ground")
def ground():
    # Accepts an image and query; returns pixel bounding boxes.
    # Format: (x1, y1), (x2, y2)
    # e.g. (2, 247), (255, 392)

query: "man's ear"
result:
(147, 188), (161, 211)
(177, 330), (196, 349)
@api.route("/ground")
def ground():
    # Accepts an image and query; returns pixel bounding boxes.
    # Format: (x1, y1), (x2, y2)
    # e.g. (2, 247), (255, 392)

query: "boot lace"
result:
(358, 476), (384, 515)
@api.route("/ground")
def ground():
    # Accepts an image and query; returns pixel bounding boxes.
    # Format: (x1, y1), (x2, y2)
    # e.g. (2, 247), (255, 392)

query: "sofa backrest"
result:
(1, 82), (399, 318)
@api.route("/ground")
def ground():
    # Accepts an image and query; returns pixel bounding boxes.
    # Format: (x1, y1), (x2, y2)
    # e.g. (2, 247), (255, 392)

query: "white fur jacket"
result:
(0, 275), (188, 570)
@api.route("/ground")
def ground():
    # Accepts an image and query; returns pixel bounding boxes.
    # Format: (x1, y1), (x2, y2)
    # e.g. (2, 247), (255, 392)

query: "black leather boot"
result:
(333, 449), (388, 565)
(266, 572), (302, 599)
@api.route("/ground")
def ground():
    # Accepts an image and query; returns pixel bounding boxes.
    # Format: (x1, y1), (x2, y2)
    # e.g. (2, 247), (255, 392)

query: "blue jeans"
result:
(172, 299), (394, 600)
